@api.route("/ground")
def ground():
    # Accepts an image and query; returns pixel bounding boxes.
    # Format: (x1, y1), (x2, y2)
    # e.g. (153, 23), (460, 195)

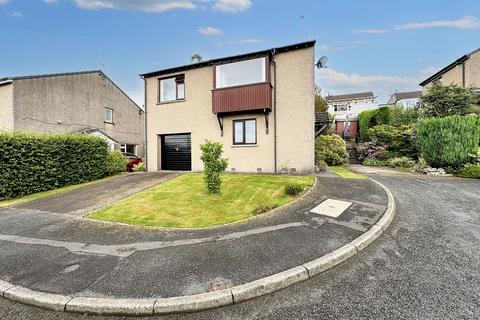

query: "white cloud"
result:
(352, 28), (388, 34)
(227, 37), (261, 44)
(43, 0), (58, 3)
(9, 11), (23, 17)
(395, 16), (480, 30)
(0, 0), (10, 5)
(198, 26), (222, 35)
(319, 40), (367, 51)
(214, 0), (251, 13)
(316, 68), (423, 103)
(73, 0), (196, 12)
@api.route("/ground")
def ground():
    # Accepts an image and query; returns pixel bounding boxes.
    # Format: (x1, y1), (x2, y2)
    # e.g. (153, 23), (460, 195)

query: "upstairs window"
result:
(233, 119), (257, 145)
(104, 108), (113, 123)
(216, 57), (266, 89)
(159, 74), (185, 103)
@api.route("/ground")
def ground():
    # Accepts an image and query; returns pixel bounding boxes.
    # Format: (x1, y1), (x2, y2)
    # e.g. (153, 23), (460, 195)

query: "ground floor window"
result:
(120, 144), (136, 155)
(233, 119), (257, 145)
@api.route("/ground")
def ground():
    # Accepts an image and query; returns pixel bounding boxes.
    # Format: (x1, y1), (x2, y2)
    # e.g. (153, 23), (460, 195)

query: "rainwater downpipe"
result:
(271, 49), (278, 174)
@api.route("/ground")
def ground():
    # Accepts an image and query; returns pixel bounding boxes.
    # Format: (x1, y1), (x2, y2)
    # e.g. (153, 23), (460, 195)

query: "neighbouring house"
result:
(140, 41), (315, 173)
(420, 48), (480, 97)
(0, 70), (145, 157)
(387, 90), (422, 108)
(326, 91), (377, 141)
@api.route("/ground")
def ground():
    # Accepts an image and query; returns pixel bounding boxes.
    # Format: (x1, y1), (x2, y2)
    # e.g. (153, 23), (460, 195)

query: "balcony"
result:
(212, 82), (272, 114)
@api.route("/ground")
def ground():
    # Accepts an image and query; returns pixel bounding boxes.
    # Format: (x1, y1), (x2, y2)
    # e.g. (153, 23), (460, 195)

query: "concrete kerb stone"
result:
(0, 177), (395, 316)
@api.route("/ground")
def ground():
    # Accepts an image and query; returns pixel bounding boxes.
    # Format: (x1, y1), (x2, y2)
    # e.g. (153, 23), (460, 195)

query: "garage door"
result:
(161, 134), (191, 171)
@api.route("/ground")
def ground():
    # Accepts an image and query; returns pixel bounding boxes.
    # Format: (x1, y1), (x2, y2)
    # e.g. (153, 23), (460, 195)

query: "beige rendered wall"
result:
(145, 46), (315, 173)
(12, 73), (145, 157)
(0, 83), (14, 130)
(465, 51), (480, 88)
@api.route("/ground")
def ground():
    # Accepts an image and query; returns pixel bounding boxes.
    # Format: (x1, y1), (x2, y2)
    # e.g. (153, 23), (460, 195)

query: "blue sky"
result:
(1, 0), (479, 104)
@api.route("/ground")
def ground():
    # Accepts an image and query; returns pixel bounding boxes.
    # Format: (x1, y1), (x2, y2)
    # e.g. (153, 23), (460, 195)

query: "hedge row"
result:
(0, 131), (121, 200)
(417, 115), (480, 168)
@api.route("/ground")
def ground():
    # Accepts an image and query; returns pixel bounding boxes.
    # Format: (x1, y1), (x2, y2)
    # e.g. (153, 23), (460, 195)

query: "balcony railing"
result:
(212, 82), (272, 114)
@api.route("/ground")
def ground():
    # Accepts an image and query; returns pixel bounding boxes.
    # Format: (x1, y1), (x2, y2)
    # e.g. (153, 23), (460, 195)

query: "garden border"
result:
(0, 177), (395, 316)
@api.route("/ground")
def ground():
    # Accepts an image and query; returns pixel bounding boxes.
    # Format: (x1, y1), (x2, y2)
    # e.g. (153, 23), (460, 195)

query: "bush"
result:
(284, 183), (304, 196)
(315, 134), (348, 166)
(386, 157), (416, 168)
(367, 124), (418, 158)
(363, 158), (387, 166)
(417, 115), (480, 167)
(356, 142), (389, 161)
(0, 131), (111, 200)
(132, 161), (145, 172)
(105, 151), (128, 176)
(420, 82), (478, 117)
(200, 140), (228, 193)
(389, 106), (419, 126)
(458, 164), (480, 179)
(126, 158), (141, 172)
(358, 107), (391, 141)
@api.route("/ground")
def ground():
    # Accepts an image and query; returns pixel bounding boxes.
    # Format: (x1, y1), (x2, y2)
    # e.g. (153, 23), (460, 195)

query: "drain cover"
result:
(310, 199), (352, 218)
(61, 264), (80, 274)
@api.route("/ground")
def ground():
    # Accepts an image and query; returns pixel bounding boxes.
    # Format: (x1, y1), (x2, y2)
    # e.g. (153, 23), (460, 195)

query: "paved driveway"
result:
(0, 169), (479, 319)
(11, 172), (182, 214)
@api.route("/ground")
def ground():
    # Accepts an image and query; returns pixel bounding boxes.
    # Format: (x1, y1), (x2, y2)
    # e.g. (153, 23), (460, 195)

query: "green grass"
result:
(0, 175), (120, 208)
(329, 166), (368, 179)
(89, 173), (314, 228)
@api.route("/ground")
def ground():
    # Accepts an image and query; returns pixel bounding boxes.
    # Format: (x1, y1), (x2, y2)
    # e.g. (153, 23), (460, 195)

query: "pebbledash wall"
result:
(144, 44), (315, 173)
(0, 71), (145, 157)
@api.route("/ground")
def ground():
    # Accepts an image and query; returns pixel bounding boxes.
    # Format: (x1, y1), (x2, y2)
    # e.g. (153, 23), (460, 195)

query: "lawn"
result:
(0, 175), (119, 208)
(89, 173), (315, 228)
(329, 166), (368, 179)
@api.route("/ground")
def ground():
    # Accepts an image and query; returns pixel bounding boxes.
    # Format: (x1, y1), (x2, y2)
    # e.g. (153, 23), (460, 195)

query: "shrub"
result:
(367, 124), (417, 158)
(105, 151), (128, 176)
(132, 161), (145, 172)
(420, 82), (478, 117)
(0, 131), (111, 200)
(458, 164), (480, 179)
(417, 115), (480, 167)
(200, 140), (228, 193)
(389, 106), (419, 126)
(356, 141), (389, 161)
(126, 158), (141, 172)
(358, 107), (391, 141)
(386, 157), (416, 168)
(284, 183), (304, 196)
(363, 158), (387, 166)
(315, 134), (348, 166)
(317, 159), (328, 171)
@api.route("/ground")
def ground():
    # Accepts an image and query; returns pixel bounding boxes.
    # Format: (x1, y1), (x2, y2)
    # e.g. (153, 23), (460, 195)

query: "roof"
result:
(419, 48), (480, 86)
(140, 40), (316, 79)
(75, 127), (118, 143)
(326, 91), (375, 102)
(388, 91), (422, 103)
(0, 70), (143, 111)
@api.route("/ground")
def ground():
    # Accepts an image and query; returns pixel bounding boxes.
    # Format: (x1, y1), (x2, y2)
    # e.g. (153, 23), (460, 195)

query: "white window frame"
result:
(104, 108), (113, 123)
(215, 57), (266, 89)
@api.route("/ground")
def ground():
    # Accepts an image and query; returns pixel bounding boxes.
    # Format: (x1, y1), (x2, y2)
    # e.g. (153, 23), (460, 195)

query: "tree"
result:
(200, 140), (228, 193)
(191, 54), (203, 63)
(314, 85), (328, 112)
(420, 82), (478, 117)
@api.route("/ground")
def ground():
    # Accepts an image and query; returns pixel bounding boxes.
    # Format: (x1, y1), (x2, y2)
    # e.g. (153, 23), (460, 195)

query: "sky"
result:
(1, 0), (479, 104)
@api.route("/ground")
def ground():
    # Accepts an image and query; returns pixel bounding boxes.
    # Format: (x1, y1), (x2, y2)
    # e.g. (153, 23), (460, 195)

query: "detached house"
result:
(141, 41), (315, 173)
(0, 71), (145, 156)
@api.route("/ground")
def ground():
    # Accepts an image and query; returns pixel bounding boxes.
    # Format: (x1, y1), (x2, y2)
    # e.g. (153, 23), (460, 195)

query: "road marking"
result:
(0, 222), (303, 258)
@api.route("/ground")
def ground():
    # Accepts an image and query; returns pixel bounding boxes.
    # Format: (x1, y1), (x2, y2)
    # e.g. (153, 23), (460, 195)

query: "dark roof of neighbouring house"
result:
(0, 70), (143, 111)
(139, 40), (316, 79)
(325, 91), (375, 102)
(388, 90), (422, 103)
(419, 48), (480, 86)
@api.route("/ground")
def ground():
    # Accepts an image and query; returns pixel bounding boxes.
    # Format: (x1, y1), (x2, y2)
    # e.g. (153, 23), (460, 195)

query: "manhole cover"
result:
(61, 264), (80, 274)
(310, 199), (352, 218)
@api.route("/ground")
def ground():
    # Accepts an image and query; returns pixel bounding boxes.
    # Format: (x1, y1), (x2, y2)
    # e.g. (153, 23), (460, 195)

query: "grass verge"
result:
(329, 166), (368, 179)
(0, 175), (120, 208)
(89, 173), (314, 228)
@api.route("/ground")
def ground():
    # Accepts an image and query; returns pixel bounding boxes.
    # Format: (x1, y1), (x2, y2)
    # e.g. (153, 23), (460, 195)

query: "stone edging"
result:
(0, 178), (395, 316)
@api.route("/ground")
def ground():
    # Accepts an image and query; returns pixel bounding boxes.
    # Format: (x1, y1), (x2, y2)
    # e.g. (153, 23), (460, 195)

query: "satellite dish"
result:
(316, 56), (328, 69)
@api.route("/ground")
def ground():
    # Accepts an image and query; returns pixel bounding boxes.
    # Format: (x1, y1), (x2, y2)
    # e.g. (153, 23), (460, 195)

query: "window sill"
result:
(231, 144), (258, 148)
(104, 121), (114, 125)
(157, 99), (186, 105)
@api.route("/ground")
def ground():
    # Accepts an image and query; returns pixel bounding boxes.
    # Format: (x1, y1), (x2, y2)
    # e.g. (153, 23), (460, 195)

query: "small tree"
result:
(314, 85), (328, 112)
(191, 54), (203, 63)
(420, 82), (478, 117)
(200, 140), (228, 193)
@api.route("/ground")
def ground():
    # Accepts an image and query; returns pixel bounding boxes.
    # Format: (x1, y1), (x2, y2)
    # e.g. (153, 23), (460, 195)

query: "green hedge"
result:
(358, 107), (391, 142)
(0, 131), (119, 200)
(417, 115), (480, 168)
